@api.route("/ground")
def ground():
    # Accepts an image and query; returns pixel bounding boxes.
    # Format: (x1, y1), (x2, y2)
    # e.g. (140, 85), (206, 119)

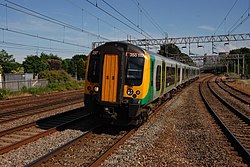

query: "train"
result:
(84, 42), (199, 126)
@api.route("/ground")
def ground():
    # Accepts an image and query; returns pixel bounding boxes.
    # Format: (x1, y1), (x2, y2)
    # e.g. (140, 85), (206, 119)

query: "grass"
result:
(0, 80), (84, 100)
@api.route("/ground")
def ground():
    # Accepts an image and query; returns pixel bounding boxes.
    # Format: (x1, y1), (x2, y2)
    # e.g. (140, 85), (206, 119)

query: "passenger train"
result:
(84, 42), (199, 125)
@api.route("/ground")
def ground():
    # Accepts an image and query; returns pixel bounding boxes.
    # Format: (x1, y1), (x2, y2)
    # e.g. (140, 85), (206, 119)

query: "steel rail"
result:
(0, 112), (90, 155)
(208, 80), (250, 125)
(215, 77), (250, 105)
(221, 79), (250, 97)
(0, 91), (83, 114)
(89, 77), (202, 166)
(199, 78), (250, 165)
(0, 99), (83, 124)
(0, 89), (83, 106)
(25, 126), (100, 167)
(26, 76), (201, 166)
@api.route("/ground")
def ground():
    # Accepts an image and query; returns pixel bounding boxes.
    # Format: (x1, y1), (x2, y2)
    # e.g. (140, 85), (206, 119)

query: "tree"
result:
(11, 67), (25, 74)
(229, 47), (250, 75)
(76, 58), (86, 80)
(72, 54), (87, 80)
(158, 44), (181, 56)
(39, 70), (72, 83)
(40, 53), (63, 70)
(47, 59), (62, 70)
(63, 59), (76, 77)
(0, 50), (21, 73)
(0, 50), (15, 63)
(0, 65), (3, 74)
(158, 44), (195, 66)
(40, 52), (62, 61)
(72, 54), (87, 62)
(229, 47), (250, 54)
(23, 55), (47, 76)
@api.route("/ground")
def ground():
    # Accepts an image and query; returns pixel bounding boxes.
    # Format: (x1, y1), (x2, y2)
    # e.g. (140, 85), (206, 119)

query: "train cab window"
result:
(125, 54), (144, 86)
(156, 65), (161, 91)
(87, 53), (100, 83)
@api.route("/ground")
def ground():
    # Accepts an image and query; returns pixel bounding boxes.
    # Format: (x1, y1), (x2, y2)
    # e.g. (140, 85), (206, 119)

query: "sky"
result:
(0, 0), (250, 62)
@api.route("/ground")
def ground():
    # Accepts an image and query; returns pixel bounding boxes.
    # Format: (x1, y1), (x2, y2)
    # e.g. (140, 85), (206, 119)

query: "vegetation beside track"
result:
(0, 70), (84, 100)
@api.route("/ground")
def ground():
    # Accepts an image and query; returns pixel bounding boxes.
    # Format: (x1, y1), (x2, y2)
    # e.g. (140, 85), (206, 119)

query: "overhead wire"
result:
(66, 0), (137, 40)
(228, 7), (250, 33)
(131, 0), (165, 37)
(85, 0), (151, 39)
(0, 27), (91, 49)
(1, 0), (96, 55)
(228, 2), (250, 33)
(0, 41), (85, 54)
(101, 0), (154, 39)
(213, 0), (239, 35)
(4, 0), (110, 41)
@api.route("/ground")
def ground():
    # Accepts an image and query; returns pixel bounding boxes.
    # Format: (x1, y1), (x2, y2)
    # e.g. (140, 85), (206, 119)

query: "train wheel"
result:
(141, 109), (149, 123)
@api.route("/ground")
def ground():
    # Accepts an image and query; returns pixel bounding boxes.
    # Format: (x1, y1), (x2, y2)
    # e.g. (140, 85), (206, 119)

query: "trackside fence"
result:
(0, 79), (48, 91)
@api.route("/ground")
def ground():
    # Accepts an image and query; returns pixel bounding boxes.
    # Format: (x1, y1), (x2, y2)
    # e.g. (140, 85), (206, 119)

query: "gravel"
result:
(0, 129), (84, 166)
(0, 102), (83, 132)
(101, 78), (246, 166)
(0, 77), (247, 166)
(0, 102), (84, 166)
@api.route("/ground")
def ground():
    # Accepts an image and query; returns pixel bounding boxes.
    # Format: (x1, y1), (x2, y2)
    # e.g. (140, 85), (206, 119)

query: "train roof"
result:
(145, 48), (199, 69)
(95, 41), (144, 54)
(96, 41), (199, 69)
(146, 50), (182, 64)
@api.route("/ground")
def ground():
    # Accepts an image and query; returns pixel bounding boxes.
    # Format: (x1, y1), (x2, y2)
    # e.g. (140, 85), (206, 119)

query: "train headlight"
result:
(136, 90), (140, 95)
(87, 86), (91, 90)
(127, 88), (133, 96)
(93, 86), (99, 92)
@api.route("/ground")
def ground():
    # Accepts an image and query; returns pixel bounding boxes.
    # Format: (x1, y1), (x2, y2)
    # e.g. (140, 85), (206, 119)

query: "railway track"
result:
(199, 76), (250, 165)
(26, 125), (131, 167)
(0, 108), (89, 155)
(26, 78), (198, 167)
(215, 77), (250, 105)
(213, 77), (250, 118)
(222, 78), (250, 98)
(0, 90), (84, 124)
(0, 89), (82, 106)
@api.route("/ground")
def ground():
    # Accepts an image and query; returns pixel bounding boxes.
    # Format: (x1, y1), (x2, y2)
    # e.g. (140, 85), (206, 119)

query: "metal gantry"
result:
(92, 33), (250, 49)
(92, 33), (250, 74)
(190, 54), (247, 74)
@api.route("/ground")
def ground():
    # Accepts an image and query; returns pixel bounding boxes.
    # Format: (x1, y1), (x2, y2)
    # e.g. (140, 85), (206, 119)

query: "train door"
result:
(148, 57), (155, 102)
(101, 54), (119, 103)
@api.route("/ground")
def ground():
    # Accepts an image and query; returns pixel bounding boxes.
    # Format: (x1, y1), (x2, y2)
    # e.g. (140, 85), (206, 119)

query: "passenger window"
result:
(177, 67), (180, 82)
(166, 66), (175, 86)
(156, 65), (161, 91)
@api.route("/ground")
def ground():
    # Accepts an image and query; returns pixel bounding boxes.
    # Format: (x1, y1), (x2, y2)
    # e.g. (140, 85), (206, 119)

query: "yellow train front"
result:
(84, 42), (151, 126)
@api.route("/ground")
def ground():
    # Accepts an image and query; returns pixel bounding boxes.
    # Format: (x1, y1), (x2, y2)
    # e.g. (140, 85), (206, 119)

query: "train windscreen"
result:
(125, 54), (144, 86)
(87, 53), (100, 83)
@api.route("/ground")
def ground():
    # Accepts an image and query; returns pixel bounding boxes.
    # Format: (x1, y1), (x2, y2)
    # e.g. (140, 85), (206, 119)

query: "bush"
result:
(0, 89), (10, 100)
(30, 87), (50, 95)
(48, 82), (66, 91)
(0, 70), (85, 100)
(48, 80), (84, 91)
(21, 86), (28, 93)
(39, 70), (72, 83)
